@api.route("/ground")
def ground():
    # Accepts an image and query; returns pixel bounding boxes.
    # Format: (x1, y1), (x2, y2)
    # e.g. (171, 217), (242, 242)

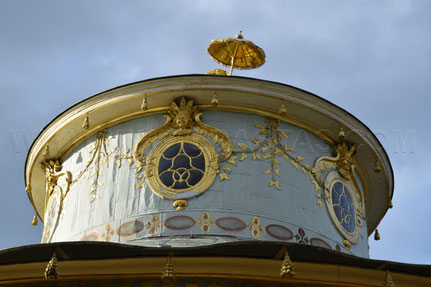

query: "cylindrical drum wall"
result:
(48, 107), (368, 257)
(27, 75), (393, 260)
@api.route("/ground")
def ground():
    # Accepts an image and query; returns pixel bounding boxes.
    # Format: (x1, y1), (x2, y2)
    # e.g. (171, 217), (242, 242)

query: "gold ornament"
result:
(173, 199), (188, 211)
(161, 254), (175, 283)
(375, 158), (382, 173)
(280, 251), (295, 278)
(82, 115), (90, 130)
(374, 229), (381, 241)
(43, 145), (50, 158)
(334, 142), (356, 181)
(140, 95), (148, 111)
(211, 92), (219, 107)
(134, 97), (233, 204)
(343, 239), (351, 250)
(206, 69), (227, 75)
(207, 31), (265, 75)
(338, 127), (345, 140)
(383, 269), (395, 287)
(279, 103), (287, 116)
(44, 252), (59, 279)
(40, 160), (71, 207)
(32, 214), (38, 226)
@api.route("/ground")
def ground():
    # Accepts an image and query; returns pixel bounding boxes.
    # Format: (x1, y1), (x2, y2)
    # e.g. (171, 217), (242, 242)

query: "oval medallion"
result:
(164, 215), (196, 230)
(216, 217), (247, 232)
(266, 224), (294, 240)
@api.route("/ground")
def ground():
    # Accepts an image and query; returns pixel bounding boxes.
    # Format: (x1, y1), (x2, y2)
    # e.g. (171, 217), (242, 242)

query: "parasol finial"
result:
(207, 31), (265, 76)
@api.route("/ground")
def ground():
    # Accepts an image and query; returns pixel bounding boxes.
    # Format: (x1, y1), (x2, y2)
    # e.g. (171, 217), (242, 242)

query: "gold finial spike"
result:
(388, 201), (393, 209)
(141, 95), (148, 111)
(82, 116), (90, 130)
(383, 269), (395, 287)
(25, 184), (31, 193)
(279, 103), (287, 117)
(375, 158), (382, 173)
(44, 252), (59, 279)
(32, 214), (38, 226)
(338, 127), (345, 141)
(236, 30), (243, 39)
(43, 145), (50, 158)
(173, 199), (188, 211)
(343, 239), (351, 250)
(211, 93), (219, 107)
(374, 229), (381, 241)
(161, 253), (175, 283)
(280, 250), (295, 278)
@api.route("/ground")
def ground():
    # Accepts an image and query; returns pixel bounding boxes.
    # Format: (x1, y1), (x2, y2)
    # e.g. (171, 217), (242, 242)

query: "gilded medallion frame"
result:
(324, 171), (361, 243)
(146, 133), (218, 200)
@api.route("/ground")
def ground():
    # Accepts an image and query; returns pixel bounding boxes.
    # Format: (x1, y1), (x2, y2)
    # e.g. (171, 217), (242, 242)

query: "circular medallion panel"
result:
(147, 133), (218, 199)
(324, 171), (361, 243)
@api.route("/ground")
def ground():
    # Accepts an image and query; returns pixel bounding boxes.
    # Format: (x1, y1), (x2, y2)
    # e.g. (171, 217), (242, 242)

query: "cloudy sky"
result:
(0, 1), (430, 264)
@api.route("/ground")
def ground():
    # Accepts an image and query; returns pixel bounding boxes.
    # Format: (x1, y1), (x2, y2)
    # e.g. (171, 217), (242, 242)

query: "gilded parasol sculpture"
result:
(207, 31), (266, 75)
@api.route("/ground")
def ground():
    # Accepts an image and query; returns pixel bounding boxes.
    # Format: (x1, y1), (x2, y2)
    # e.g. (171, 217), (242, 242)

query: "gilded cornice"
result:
(25, 75), (393, 235)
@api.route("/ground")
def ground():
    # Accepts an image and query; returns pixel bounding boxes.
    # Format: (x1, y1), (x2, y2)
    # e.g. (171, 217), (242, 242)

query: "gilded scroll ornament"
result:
(40, 160), (71, 243)
(312, 128), (363, 213)
(41, 160), (71, 205)
(134, 97), (233, 204)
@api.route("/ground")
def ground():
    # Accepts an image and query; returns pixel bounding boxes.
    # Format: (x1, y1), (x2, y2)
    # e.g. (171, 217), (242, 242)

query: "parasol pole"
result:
(228, 42), (240, 76)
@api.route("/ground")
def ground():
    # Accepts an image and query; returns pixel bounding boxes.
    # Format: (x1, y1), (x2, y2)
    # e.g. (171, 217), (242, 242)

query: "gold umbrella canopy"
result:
(207, 31), (266, 75)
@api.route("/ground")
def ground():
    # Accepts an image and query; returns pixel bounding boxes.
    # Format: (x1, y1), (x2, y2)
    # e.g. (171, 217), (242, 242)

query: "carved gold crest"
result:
(134, 97), (233, 205)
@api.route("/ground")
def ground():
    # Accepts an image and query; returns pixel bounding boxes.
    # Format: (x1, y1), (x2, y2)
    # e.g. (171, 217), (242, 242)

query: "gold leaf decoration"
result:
(71, 130), (132, 201)
(228, 156), (238, 166)
(264, 169), (271, 174)
(237, 143), (248, 150)
(219, 172), (230, 181)
(268, 180), (281, 190)
(223, 165), (232, 172)
(239, 153), (248, 161)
